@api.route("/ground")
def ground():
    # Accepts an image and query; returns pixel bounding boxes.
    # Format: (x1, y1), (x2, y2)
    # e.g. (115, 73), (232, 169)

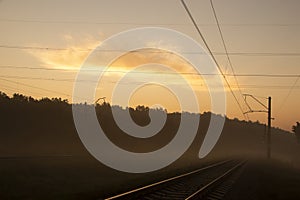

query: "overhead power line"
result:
(180, 0), (247, 120)
(0, 81), (46, 96)
(277, 76), (300, 111)
(1, 65), (300, 78)
(1, 75), (299, 90)
(1, 18), (300, 27)
(0, 18), (185, 25)
(210, 0), (248, 119)
(0, 45), (73, 51)
(0, 78), (72, 98)
(0, 65), (70, 71)
(1, 44), (300, 57)
(222, 52), (300, 57)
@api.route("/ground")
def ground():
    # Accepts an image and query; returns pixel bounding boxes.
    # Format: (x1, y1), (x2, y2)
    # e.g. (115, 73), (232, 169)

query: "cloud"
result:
(27, 34), (101, 70)
(27, 35), (230, 93)
(105, 50), (221, 91)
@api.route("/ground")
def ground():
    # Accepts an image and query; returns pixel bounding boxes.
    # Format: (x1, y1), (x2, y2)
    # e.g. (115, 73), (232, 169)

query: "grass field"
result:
(0, 156), (138, 199)
(0, 154), (222, 200)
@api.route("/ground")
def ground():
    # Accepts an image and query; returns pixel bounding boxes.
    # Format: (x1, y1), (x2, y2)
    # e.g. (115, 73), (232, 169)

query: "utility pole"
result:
(243, 94), (273, 159)
(267, 97), (271, 159)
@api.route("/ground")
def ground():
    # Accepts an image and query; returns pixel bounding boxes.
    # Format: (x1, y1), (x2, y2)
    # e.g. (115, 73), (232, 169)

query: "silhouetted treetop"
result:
(293, 122), (300, 143)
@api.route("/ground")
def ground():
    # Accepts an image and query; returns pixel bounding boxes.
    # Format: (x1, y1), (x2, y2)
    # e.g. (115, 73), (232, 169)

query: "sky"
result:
(0, 0), (300, 131)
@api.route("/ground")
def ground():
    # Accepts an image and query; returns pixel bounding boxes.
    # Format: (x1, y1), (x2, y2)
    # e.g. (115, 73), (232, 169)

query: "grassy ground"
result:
(225, 159), (300, 200)
(3, 156), (300, 199)
(0, 156), (139, 200)
(0, 155), (221, 200)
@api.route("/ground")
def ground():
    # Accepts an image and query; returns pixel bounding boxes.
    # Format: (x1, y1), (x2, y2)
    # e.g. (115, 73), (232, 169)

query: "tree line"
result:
(0, 91), (298, 163)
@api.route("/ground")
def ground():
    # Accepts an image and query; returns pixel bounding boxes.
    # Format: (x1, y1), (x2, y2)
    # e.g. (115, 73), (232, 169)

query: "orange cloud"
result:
(27, 34), (101, 70)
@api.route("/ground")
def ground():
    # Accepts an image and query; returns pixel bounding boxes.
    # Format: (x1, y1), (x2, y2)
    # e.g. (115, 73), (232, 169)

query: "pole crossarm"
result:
(243, 94), (268, 113)
(243, 110), (268, 114)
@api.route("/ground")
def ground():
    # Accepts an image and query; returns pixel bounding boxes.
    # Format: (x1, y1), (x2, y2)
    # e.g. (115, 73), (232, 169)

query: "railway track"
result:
(104, 160), (245, 200)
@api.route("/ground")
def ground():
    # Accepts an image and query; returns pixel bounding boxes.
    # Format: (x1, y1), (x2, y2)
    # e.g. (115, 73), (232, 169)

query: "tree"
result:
(292, 122), (300, 143)
(135, 105), (149, 112)
(13, 93), (29, 102)
(0, 92), (9, 102)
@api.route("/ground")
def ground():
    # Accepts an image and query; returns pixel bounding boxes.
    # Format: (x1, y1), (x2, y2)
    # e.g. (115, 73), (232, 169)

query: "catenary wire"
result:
(1, 44), (300, 56)
(210, 0), (249, 119)
(180, 0), (247, 120)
